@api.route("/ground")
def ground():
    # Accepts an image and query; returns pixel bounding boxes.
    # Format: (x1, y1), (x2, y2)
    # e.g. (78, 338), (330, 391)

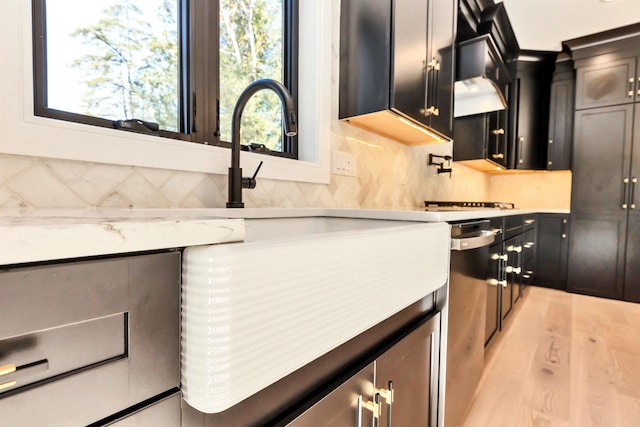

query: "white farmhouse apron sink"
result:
(181, 215), (450, 414)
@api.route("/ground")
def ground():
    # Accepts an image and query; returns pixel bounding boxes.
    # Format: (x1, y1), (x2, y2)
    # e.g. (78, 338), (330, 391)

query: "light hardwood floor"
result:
(460, 286), (640, 427)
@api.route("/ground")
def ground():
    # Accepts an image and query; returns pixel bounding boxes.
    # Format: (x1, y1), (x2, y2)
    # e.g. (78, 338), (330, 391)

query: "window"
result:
(32, 0), (298, 157)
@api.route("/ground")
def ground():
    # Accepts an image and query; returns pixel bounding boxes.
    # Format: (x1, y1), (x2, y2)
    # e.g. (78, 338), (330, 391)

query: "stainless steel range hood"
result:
(454, 35), (510, 117)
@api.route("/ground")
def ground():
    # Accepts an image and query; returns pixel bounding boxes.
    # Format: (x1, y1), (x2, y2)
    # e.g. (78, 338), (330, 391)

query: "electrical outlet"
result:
(332, 150), (357, 176)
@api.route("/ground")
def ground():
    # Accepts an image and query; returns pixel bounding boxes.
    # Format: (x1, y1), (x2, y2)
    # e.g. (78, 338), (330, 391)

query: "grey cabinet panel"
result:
(575, 57), (637, 110)
(0, 252), (180, 426)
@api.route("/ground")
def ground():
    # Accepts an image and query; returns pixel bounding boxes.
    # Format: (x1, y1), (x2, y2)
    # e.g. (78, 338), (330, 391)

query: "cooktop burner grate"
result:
(424, 201), (515, 210)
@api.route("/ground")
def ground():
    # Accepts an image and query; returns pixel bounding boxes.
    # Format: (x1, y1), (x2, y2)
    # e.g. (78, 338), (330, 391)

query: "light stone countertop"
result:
(0, 207), (570, 265)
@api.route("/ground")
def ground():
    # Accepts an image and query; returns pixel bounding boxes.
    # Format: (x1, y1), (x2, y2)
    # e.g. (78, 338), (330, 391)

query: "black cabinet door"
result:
(535, 214), (569, 290)
(547, 78), (574, 170)
(485, 242), (502, 347)
(571, 105), (634, 215)
(390, 0), (428, 124)
(624, 213), (640, 302)
(624, 106), (640, 302)
(568, 105), (633, 299)
(567, 214), (627, 299)
(286, 363), (376, 427)
(575, 57), (637, 110)
(506, 235), (523, 308)
(509, 61), (553, 170)
(427, 0), (456, 138)
(380, 314), (441, 427)
(487, 109), (509, 168)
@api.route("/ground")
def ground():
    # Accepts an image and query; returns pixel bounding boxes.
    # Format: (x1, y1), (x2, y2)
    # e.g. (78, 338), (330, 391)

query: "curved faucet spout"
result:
(227, 78), (298, 208)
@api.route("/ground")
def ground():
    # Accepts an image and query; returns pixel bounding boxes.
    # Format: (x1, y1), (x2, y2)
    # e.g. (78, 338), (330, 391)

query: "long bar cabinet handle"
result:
(376, 381), (394, 427)
(623, 177), (630, 209)
(629, 77), (635, 97)
(632, 177), (637, 209)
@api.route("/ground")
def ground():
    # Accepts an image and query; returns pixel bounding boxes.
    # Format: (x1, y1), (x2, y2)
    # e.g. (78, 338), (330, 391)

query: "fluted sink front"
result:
(181, 216), (450, 414)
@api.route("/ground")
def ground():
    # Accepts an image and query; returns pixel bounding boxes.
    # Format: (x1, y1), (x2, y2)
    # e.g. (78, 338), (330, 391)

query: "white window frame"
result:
(0, 0), (331, 184)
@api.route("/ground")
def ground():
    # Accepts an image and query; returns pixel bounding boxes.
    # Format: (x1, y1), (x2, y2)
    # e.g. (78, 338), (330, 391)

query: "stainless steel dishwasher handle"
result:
(451, 230), (496, 251)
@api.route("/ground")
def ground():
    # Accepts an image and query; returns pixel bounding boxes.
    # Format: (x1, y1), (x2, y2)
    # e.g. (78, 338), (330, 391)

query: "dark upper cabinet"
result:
(429, 0), (457, 137)
(339, 0), (456, 144)
(391, 0), (429, 124)
(453, 109), (509, 169)
(547, 58), (575, 170)
(507, 56), (555, 170)
(575, 57), (639, 110)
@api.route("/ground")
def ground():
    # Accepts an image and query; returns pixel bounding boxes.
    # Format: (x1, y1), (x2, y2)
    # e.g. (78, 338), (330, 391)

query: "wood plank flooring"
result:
(460, 286), (640, 427)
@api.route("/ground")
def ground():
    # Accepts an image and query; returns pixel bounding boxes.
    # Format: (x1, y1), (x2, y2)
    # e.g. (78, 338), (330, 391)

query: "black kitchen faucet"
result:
(226, 79), (298, 208)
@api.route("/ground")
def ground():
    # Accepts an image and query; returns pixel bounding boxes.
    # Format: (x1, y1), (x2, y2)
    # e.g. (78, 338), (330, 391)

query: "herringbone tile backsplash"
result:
(0, 130), (494, 211)
(0, 138), (571, 212)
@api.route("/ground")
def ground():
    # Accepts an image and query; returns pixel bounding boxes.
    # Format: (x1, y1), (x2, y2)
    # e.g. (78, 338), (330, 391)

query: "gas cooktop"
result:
(424, 201), (515, 211)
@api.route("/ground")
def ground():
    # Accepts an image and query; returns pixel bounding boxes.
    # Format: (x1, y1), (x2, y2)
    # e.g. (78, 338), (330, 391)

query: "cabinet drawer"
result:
(504, 215), (524, 239)
(0, 314), (126, 395)
(0, 252), (180, 426)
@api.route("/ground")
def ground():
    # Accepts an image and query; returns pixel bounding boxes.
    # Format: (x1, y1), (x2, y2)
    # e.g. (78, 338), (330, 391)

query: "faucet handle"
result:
(242, 161), (264, 189)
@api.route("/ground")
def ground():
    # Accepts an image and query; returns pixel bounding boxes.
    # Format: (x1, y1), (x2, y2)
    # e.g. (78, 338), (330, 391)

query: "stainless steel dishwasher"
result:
(444, 220), (495, 427)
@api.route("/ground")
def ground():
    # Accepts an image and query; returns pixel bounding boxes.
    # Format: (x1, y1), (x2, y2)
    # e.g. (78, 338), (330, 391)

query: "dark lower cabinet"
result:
(485, 215), (536, 350)
(286, 313), (442, 427)
(568, 214), (627, 299)
(535, 214), (569, 290)
(568, 104), (639, 301)
(625, 215), (640, 303)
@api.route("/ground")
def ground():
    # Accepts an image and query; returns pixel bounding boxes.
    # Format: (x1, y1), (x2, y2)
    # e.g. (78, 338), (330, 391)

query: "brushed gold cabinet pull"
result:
(492, 153), (505, 159)
(0, 380), (16, 391)
(363, 394), (381, 419)
(629, 77), (635, 97)
(492, 128), (505, 135)
(0, 364), (16, 377)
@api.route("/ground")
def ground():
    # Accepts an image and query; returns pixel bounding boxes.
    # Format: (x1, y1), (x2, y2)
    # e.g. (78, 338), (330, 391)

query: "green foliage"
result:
(219, 0), (284, 150)
(70, 0), (286, 149)
(71, 0), (179, 131)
